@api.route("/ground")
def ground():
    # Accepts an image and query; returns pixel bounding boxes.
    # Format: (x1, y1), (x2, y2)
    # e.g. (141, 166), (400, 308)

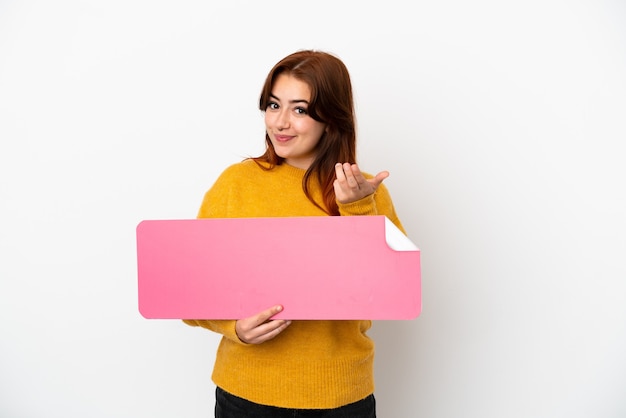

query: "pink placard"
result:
(136, 216), (420, 320)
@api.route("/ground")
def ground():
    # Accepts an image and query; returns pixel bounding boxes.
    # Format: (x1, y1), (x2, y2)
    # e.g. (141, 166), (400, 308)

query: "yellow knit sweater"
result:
(183, 159), (405, 409)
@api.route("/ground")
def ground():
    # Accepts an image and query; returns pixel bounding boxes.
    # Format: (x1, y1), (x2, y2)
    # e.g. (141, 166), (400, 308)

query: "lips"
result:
(274, 134), (294, 143)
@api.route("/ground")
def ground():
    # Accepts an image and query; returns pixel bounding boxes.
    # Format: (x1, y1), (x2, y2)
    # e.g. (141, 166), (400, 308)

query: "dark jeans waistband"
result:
(215, 386), (376, 418)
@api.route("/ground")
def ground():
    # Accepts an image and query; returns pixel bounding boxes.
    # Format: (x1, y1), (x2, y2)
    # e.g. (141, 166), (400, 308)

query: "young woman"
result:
(184, 49), (406, 417)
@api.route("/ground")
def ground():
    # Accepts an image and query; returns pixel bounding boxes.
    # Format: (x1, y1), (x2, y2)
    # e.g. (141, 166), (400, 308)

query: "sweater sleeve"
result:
(182, 319), (242, 343)
(182, 165), (246, 344)
(337, 182), (406, 234)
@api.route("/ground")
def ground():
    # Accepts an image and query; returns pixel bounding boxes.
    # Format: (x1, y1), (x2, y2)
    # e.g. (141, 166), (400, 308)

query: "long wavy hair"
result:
(254, 50), (357, 216)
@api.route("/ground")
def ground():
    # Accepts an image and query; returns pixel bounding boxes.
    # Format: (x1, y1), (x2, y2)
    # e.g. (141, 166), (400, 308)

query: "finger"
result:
(255, 319), (292, 343)
(245, 318), (292, 344)
(252, 305), (284, 327)
(342, 163), (359, 188)
(237, 305), (287, 342)
(368, 171), (389, 189)
(237, 305), (283, 338)
(349, 164), (367, 187)
(334, 163), (347, 182)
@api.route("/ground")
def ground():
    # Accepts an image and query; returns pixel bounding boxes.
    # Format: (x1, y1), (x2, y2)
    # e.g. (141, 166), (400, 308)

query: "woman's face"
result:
(264, 73), (327, 170)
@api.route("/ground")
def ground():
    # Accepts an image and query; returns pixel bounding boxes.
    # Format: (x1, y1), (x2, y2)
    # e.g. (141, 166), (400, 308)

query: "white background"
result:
(1, 1), (625, 417)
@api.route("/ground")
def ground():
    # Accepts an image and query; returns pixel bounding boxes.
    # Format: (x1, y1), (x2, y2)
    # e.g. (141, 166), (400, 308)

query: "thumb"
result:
(369, 171), (389, 189)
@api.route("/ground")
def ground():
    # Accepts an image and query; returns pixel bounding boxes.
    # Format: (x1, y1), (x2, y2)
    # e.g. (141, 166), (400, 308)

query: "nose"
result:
(275, 109), (290, 130)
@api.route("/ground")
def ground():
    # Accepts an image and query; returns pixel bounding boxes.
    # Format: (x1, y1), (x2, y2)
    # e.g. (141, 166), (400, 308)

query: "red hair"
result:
(255, 50), (357, 216)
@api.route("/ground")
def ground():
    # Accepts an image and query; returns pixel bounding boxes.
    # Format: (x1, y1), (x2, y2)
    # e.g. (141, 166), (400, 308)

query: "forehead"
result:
(271, 73), (311, 101)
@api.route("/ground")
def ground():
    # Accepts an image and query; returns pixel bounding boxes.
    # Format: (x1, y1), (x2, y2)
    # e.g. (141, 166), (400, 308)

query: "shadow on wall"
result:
(370, 319), (425, 412)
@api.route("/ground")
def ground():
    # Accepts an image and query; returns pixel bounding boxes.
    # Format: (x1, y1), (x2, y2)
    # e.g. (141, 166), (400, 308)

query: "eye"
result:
(267, 101), (279, 110)
(295, 106), (308, 115)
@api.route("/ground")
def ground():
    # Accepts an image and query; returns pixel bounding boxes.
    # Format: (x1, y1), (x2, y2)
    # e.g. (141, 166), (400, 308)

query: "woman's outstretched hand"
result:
(235, 305), (292, 344)
(334, 162), (389, 204)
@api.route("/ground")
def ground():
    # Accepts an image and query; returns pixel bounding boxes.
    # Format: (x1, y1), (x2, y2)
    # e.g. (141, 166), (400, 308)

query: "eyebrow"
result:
(269, 93), (310, 105)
